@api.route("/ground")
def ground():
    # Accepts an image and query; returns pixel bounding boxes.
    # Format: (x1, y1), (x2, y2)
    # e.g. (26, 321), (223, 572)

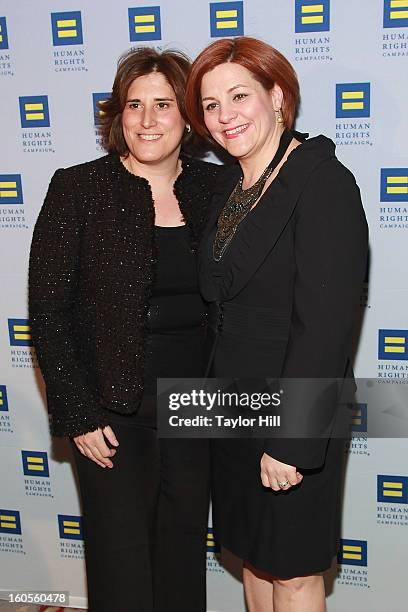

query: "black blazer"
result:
(199, 134), (368, 468)
(29, 153), (220, 437)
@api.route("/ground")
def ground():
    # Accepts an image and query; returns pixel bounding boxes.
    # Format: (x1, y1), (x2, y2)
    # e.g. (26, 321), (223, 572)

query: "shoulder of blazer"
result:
(49, 154), (154, 221)
(287, 133), (357, 188)
(53, 153), (147, 189)
(53, 153), (117, 181)
(295, 149), (363, 219)
(178, 154), (223, 191)
(213, 161), (241, 191)
(175, 155), (225, 248)
(56, 152), (223, 184)
(56, 153), (223, 191)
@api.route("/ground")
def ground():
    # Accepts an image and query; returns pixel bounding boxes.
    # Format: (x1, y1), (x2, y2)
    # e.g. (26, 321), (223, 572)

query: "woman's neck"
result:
(121, 148), (182, 189)
(240, 125), (285, 189)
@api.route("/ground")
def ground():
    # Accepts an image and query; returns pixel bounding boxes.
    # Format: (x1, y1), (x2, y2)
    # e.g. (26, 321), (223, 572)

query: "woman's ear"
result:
(269, 84), (284, 112)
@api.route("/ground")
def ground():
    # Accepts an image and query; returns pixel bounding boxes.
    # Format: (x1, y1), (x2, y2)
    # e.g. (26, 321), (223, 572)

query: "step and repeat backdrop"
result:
(1, 1), (407, 610)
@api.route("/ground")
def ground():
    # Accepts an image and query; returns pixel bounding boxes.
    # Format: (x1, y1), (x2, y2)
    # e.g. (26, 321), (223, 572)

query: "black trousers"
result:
(71, 416), (210, 612)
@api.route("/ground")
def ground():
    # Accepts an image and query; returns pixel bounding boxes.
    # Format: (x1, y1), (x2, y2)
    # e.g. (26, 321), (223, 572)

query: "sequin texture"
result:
(28, 153), (221, 437)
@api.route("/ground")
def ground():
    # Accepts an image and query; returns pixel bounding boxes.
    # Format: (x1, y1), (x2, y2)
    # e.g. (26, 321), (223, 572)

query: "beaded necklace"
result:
(213, 129), (292, 262)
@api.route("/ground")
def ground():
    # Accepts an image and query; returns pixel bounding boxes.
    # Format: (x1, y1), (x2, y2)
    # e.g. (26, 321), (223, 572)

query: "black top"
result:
(108, 224), (207, 427)
(29, 153), (221, 437)
(144, 224), (206, 394)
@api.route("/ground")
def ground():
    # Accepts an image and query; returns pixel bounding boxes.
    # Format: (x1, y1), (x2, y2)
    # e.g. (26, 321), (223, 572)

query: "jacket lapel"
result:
(198, 165), (240, 301)
(199, 136), (335, 302)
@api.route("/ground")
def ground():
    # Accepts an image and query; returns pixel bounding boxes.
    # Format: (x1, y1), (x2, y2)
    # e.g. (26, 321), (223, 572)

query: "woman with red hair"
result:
(186, 37), (368, 611)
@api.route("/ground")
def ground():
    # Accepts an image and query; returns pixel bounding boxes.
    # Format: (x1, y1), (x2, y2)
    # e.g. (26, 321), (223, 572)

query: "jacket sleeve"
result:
(264, 160), (368, 468)
(29, 169), (110, 437)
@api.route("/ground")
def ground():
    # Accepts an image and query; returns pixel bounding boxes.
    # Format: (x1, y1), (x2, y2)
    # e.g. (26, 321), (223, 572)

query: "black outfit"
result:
(29, 153), (219, 437)
(29, 154), (220, 611)
(199, 132), (368, 578)
(109, 224), (208, 425)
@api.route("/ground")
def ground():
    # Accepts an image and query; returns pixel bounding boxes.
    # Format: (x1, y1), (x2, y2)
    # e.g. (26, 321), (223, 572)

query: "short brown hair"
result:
(185, 37), (300, 139)
(99, 47), (191, 155)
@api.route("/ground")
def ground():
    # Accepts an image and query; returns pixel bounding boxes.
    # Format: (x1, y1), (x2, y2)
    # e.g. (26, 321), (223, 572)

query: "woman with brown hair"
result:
(185, 37), (368, 611)
(29, 47), (220, 612)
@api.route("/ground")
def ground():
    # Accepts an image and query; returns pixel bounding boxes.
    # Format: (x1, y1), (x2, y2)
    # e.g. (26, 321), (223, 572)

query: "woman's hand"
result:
(73, 425), (119, 468)
(260, 453), (303, 491)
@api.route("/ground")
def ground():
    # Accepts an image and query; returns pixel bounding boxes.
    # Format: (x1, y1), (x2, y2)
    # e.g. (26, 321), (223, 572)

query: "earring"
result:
(186, 124), (191, 133)
(275, 109), (283, 124)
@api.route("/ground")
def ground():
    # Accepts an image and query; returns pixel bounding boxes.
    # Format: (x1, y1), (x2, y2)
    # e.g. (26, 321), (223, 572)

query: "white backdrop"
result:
(1, 1), (407, 610)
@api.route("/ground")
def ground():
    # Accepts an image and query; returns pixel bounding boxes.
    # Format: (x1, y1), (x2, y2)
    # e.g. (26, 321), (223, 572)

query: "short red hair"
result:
(185, 37), (300, 138)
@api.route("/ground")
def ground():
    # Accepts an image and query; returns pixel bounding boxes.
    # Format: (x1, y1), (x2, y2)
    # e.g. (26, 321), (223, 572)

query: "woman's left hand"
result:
(260, 453), (303, 491)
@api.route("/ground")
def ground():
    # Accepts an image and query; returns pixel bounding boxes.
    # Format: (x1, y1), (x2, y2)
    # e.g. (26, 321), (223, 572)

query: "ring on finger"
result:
(277, 480), (290, 489)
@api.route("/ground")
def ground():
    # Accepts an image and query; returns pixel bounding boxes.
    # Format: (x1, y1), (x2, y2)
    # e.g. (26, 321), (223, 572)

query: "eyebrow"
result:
(201, 84), (249, 102)
(126, 97), (175, 103)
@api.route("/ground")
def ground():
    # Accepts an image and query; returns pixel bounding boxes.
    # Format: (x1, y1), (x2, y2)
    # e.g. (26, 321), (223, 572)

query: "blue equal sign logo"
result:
(21, 451), (50, 478)
(338, 539), (367, 566)
(350, 403), (367, 433)
(8, 318), (32, 347)
(58, 515), (84, 540)
(295, 0), (330, 32)
(380, 168), (408, 202)
(0, 16), (9, 49)
(51, 11), (83, 46)
(210, 1), (244, 37)
(0, 510), (22, 534)
(377, 475), (408, 504)
(378, 329), (408, 360)
(19, 96), (50, 129)
(336, 83), (370, 119)
(207, 527), (220, 553)
(384, 0), (408, 28)
(0, 174), (23, 205)
(0, 385), (9, 412)
(92, 92), (111, 126)
(128, 7), (162, 41)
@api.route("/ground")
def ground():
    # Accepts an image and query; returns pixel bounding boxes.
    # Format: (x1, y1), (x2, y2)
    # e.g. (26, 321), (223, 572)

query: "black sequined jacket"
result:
(29, 153), (221, 437)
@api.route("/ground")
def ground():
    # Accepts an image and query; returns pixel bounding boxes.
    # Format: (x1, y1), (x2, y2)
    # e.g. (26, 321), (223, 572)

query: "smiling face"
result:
(201, 62), (283, 162)
(121, 71), (186, 165)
